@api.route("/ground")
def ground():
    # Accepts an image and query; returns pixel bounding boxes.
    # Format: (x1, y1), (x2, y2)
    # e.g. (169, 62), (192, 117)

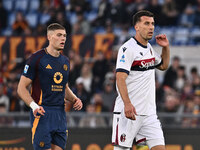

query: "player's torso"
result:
(115, 38), (157, 115)
(32, 50), (70, 106)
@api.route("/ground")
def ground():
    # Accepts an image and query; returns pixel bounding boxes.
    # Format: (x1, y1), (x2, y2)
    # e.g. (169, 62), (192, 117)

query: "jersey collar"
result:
(132, 37), (147, 48)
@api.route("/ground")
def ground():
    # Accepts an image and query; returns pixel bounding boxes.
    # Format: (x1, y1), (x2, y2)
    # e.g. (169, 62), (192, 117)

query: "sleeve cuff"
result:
(155, 59), (163, 68)
(116, 68), (129, 75)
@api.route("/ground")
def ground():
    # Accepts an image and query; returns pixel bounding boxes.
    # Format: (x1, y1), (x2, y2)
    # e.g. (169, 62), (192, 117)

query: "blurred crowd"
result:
(0, 0), (200, 128)
(0, 0), (200, 38)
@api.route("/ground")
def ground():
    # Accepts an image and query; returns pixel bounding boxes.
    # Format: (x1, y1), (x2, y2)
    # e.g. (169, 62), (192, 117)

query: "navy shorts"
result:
(30, 106), (67, 150)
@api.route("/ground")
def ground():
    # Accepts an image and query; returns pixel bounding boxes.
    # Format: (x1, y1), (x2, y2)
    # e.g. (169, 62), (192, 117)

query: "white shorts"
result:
(112, 112), (165, 149)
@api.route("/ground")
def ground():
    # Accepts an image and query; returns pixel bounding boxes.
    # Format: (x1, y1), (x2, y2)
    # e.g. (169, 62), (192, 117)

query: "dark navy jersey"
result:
(22, 48), (70, 107)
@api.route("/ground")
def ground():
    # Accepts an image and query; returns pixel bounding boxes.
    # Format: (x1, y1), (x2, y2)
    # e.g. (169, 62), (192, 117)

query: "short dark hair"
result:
(47, 23), (65, 32)
(132, 10), (154, 26)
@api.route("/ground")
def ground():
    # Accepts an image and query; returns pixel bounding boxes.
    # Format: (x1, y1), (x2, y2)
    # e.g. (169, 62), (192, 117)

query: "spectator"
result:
(91, 0), (111, 27)
(162, 0), (179, 26)
(101, 80), (117, 111)
(182, 97), (199, 128)
(92, 51), (109, 92)
(146, 0), (163, 26)
(55, 11), (72, 35)
(91, 93), (109, 112)
(189, 67), (199, 84)
(161, 94), (181, 126)
(68, 51), (83, 87)
(80, 62), (93, 93)
(74, 12), (92, 35)
(12, 12), (29, 35)
(72, 77), (90, 111)
(126, 0), (147, 23)
(109, 0), (129, 26)
(78, 103), (107, 128)
(163, 56), (180, 89)
(46, 8), (57, 27)
(181, 82), (194, 102)
(192, 75), (200, 91)
(179, 3), (195, 27)
(175, 65), (187, 92)
(69, 0), (90, 13)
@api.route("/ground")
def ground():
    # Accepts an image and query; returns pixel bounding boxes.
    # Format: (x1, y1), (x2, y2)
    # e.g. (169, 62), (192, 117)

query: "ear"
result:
(47, 33), (51, 41)
(134, 24), (139, 31)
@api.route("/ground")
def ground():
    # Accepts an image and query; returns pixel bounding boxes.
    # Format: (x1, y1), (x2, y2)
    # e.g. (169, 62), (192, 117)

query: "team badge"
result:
(39, 141), (45, 147)
(63, 64), (68, 71)
(23, 65), (29, 74)
(120, 133), (126, 142)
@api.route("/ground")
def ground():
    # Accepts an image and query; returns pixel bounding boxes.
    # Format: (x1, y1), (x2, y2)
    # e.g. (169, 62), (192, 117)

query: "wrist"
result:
(30, 101), (40, 112)
(124, 101), (132, 106)
(72, 97), (78, 103)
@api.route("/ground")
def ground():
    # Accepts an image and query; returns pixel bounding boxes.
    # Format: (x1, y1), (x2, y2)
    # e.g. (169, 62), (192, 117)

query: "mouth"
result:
(148, 32), (153, 36)
(60, 42), (65, 47)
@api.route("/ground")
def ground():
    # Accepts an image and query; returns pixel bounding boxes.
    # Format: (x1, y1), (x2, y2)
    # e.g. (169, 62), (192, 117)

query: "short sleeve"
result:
(153, 48), (162, 67)
(22, 54), (37, 80)
(116, 44), (134, 75)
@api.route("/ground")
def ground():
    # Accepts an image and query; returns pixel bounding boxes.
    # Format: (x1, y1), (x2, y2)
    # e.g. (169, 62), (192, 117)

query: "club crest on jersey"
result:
(120, 133), (126, 142)
(63, 64), (68, 71)
(23, 65), (29, 74)
(39, 141), (45, 147)
(120, 55), (125, 62)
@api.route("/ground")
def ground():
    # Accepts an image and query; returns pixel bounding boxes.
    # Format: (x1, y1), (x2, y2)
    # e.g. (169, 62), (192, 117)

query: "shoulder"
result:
(60, 54), (70, 63)
(122, 38), (137, 48)
(27, 49), (46, 64)
(118, 38), (137, 54)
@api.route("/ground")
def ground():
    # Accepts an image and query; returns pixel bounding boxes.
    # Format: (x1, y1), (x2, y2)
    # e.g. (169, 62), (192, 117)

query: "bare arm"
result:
(155, 34), (170, 71)
(65, 83), (83, 110)
(17, 76), (34, 106)
(17, 75), (45, 117)
(116, 72), (137, 120)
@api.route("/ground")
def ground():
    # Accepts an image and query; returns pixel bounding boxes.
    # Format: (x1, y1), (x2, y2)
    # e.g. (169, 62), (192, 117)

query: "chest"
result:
(38, 56), (69, 84)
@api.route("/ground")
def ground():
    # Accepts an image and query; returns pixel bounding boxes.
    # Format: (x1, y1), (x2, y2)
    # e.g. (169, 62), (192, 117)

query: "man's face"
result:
(135, 16), (155, 40)
(48, 29), (66, 51)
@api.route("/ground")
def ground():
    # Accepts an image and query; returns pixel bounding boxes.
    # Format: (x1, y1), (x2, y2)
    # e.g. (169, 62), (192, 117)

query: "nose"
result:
(150, 24), (154, 31)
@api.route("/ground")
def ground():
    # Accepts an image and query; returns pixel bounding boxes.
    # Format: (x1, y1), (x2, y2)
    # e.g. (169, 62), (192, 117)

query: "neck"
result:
(46, 46), (60, 57)
(134, 34), (148, 46)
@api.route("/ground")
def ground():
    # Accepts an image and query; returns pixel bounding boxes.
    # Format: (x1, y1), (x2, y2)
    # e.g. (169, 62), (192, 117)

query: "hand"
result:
(33, 106), (45, 118)
(73, 98), (83, 111)
(155, 34), (169, 48)
(124, 102), (137, 120)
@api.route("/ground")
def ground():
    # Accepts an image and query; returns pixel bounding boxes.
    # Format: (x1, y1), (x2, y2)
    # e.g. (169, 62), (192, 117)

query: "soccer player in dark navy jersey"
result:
(17, 23), (83, 150)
